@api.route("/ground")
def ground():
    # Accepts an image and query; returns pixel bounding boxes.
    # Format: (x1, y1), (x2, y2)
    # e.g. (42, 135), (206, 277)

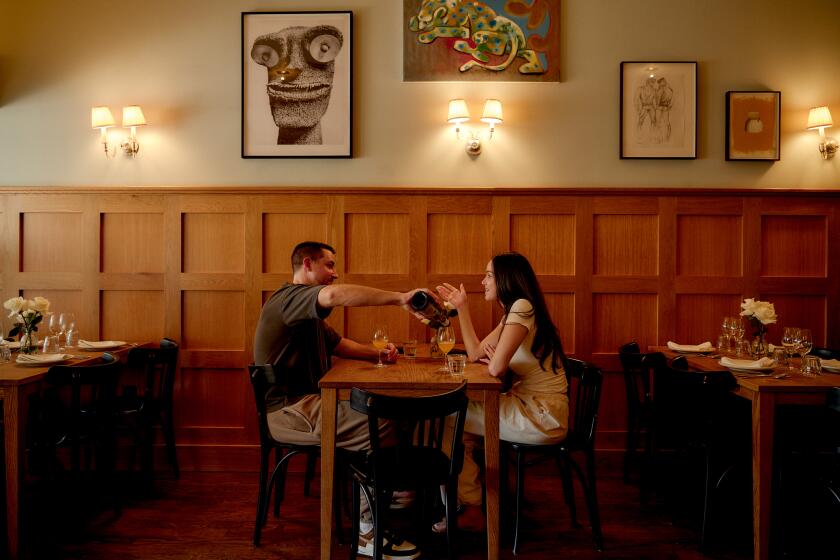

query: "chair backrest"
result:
(646, 352), (736, 442)
(618, 341), (653, 412)
(126, 338), (179, 407)
(565, 358), (604, 447)
(248, 364), (276, 446)
(350, 383), (469, 479)
(43, 353), (122, 436)
(811, 347), (840, 361)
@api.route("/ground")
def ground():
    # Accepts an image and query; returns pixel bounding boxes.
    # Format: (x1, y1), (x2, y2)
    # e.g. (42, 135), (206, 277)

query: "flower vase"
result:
(751, 333), (768, 358)
(20, 329), (36, 354)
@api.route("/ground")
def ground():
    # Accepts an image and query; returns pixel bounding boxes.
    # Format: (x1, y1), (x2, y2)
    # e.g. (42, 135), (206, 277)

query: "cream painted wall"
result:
(0, 0), (837, 188)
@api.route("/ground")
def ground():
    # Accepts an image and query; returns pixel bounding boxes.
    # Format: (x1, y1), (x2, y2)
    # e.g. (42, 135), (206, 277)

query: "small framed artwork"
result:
(725, 91), (781, 161)
(242, 11), (352, 158)
(620, 61), (697, 159)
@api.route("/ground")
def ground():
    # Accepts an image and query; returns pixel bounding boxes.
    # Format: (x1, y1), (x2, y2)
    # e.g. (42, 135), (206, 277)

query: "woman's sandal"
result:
(431, 504), (486, 534)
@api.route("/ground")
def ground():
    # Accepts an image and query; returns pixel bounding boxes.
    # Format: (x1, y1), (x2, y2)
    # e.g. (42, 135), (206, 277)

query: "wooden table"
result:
(653, 348), (840, 560)
(318, 352), (503, 560)
(0, 344), (139, 559)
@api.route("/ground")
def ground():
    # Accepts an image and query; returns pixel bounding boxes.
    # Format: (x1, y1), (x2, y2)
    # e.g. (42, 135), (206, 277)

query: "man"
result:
(253, 241), (421, 559)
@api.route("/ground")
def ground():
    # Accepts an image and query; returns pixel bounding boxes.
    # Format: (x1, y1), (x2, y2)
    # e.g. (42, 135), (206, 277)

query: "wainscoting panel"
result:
(2, 187), (839, 471)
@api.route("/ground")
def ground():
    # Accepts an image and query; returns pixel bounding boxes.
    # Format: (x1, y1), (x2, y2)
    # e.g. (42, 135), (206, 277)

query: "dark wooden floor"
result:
(25, 454), (759, 560)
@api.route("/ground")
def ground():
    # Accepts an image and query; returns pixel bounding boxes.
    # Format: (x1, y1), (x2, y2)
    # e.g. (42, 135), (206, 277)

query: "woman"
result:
(434, 252), (569, 532)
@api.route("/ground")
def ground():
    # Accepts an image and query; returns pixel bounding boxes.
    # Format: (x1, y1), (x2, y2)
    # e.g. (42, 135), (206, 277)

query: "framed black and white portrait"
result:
(242, 11), (352, 158)
(620, 61), (697, 159)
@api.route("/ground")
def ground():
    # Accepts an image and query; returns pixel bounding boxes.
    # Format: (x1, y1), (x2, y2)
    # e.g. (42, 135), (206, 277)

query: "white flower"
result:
(3, 296), (25, 316)
(739, 298), (777, 325)
(29, 296), (50, 314)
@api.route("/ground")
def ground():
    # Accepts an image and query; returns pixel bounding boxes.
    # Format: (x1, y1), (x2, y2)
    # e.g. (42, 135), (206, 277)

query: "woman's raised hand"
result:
(436, 282), (468, 309)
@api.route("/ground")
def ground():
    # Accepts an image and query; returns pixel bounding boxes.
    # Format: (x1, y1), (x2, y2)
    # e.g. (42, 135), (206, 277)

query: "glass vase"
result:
(20, 329), (37, 354)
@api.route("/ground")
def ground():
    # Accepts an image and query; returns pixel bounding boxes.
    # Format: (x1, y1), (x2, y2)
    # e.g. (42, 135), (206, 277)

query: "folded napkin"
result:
(720, 357), (775, 370)
(78, 340), (126, 349)
(15, 353), (70, 363)
(667, 341), (713, 353)
(820, 358), (840, 370)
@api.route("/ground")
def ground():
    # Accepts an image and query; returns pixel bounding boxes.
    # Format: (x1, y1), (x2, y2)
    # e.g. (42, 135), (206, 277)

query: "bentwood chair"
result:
(618, 341), (655, 492)
(113, 338), (180, 480)
(348, 382), (468, 560)
(248, 364), (346, 547)
(648, 353), (748, 550)
(29, 353), (122, 509)
(505, 358), (605, 554)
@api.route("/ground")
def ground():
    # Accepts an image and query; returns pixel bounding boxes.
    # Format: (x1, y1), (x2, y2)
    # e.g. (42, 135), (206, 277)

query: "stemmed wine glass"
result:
(436, 325), (456, 372)
(781, 327), (799, 372)
(48, 312), (61, 344)
(59, 312), (76, 351)
(372, 326), (389, 368)
(797, 328), (813, 362)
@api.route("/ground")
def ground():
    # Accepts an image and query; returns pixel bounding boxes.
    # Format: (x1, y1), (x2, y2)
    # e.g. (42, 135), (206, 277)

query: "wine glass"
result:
(781, 327), (799, 372)
(59, 312), (76, 351)
(372, 326), (389, 368)
(436, 325), (456, 372)
(733, 317), (745, 346)
(798, 328), (813, 358)
(48, 312), (61, 342)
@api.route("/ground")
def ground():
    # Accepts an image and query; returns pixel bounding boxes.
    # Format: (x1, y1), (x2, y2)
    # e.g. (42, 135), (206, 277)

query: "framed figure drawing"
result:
(242, 11), (352, 158)
(620, 61), (697, 159)
(725, 91), (781, 161)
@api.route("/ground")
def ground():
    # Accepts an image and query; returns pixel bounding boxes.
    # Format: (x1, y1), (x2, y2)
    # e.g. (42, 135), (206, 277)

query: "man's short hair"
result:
(291, 241), (336, 271)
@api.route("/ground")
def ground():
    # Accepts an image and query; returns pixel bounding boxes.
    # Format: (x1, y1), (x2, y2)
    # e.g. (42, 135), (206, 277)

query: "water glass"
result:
(717, 334), (729, 354)
(41, 335), (60, 354)
(736, 339), (751, 357)
(402, 340), (417, 359)
(65, 329), (80, 348)
(447, 354), (467, 376)
(0, 342), (11, 362)
(772, 347), (787, 368)
(801, 355), (822, 376)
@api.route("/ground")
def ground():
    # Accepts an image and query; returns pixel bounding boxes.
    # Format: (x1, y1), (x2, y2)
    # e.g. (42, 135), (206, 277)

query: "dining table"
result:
(318, 348), (504, 560)
(652, 346), (840, 560)
(0, 342), (142, 560)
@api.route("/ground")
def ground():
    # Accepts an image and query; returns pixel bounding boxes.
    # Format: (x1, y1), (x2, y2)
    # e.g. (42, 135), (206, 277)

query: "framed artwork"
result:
(725, 91), (781, 161)
(620, 61), (697, 159)
(403, 0), (561, 82)
(241, 11), (352, 158)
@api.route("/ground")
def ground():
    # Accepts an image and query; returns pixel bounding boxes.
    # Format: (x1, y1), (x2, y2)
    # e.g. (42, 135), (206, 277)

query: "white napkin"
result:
(78, 340), (126, 349)
(820, 358), (840, 370)
(2, 340), (20, 349)
(15, 353), (71, 363)
(667, 341), (713, 352)
(720, 357), (775, 370)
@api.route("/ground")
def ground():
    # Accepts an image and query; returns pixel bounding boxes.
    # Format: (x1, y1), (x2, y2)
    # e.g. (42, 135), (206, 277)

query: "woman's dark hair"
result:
(491, 252), (567, 373)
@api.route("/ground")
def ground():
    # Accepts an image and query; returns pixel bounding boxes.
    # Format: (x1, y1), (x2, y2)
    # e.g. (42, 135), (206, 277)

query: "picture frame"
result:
(725, 91), (781, 161)
(620, 61), (697, 159)
(241, 11), (352, 158)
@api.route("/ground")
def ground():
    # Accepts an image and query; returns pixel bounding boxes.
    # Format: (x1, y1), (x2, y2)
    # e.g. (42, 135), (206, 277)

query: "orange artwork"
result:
(726, 91), (781, 161)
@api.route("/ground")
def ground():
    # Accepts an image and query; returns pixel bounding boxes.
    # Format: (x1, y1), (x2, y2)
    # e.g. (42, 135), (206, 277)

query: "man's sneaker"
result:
(357, 529), (421, 559)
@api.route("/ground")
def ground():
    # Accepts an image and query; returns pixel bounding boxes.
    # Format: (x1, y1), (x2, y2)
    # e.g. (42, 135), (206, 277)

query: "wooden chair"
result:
(247, 364), (346, 547)
(113, 338), (180, 480)
(810, 346), (840, 361)
(617, 341), (655, 492)
(505, 358), (605, 554)
(348, 382), (468, 560)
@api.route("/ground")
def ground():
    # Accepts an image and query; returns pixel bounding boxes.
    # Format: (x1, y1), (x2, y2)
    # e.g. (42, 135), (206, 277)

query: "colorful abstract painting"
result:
(403, 0), (561, 82)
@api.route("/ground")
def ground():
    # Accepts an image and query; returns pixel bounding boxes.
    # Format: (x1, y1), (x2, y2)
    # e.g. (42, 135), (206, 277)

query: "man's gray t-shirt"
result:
(253, 283), (342, 404)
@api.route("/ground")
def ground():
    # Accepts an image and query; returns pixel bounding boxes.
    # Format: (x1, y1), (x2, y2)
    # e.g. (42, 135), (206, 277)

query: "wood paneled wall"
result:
(1, 188), (838, 470)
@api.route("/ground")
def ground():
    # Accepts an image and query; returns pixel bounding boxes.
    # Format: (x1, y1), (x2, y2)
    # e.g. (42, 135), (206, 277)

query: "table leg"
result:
(752, 392), (775, 560)
(3, 387), (21, 560)
(320, 388), (338, 560)
(483, 390), (500, 560)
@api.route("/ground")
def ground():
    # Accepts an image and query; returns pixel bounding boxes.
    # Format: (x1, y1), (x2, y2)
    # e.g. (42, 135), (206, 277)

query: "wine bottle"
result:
(410, 291), (457, 329)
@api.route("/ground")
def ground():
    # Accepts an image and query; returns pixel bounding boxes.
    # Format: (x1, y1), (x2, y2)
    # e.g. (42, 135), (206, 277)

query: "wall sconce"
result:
(90, 105), (147, 158)
(807, 106), (837, 159)
(447, 98), (503, 156)
(91, 106), (117, 157)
